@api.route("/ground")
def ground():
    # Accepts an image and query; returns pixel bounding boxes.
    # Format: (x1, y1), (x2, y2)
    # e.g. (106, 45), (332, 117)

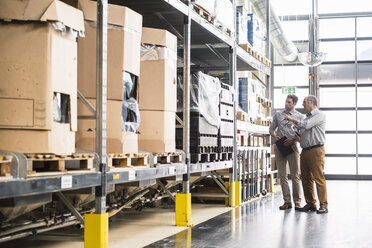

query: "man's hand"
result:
(294, 135), (301, 142)
(284, 114), (294, 122)
(283, 138), (294, 147)
(274, 135), (280, 141)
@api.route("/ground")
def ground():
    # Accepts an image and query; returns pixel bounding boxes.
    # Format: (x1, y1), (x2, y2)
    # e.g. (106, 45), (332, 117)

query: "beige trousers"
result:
(300, 146), (328, 208)
(275, 144), (301, 204)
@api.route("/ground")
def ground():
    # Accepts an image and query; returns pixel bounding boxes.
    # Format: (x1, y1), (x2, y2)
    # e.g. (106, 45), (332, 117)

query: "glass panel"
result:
(324, 111), (356, 131)
(319, 41), (355, 62)
(273, 88), (309, 109)
(281, 20), (309, 41)
(357, 134), (372, 155)
(357, 17), (372, 38)
(358, 158), (372, 175)
(357, 40), (372, 61)
(324, 157), (356, 175)
(325, 134), (356, 154)
(271, 0), (311, 16)
(358, 63), (372, 84)
(319, 0), (372, 14)
(319, 18), (355, 39)
(273, 66), (309, 86)
(357, 110), (372, 131)
(319, 64), (355, 85)
(319, 87), (355, 108)
(357, 87), (372, 107)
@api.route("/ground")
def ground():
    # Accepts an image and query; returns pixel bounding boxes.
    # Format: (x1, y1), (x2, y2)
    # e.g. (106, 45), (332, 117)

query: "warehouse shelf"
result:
(237, 120), (270, 134)
(0, 172), (102, 200)
(236, 46), (271, 75)
(190, 160), (233, 173)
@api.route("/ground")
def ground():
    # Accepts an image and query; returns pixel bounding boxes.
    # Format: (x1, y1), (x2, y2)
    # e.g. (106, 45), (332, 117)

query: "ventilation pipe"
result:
(250, 0), (298, 62)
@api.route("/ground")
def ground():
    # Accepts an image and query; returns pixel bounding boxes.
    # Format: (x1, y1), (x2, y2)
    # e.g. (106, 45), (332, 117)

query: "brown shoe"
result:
(295, 203), (301, 210)
(279, 203), (292, 210)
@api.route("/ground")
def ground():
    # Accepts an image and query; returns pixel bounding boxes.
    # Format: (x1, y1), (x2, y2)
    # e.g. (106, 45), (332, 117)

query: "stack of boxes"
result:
(76, 0), (142, 154)
(0, 0), (84, 155)
(236, 6), (249, 44)
(138, 27), (177, 153)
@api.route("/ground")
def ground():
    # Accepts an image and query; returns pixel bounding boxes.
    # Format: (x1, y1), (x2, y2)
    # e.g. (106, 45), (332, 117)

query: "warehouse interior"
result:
(0, 0), (371, 247)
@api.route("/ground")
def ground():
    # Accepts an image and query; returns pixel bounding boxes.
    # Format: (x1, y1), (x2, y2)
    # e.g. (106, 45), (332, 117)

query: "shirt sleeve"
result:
(298, 112), (325, 130)
(269, 113), (278, 131)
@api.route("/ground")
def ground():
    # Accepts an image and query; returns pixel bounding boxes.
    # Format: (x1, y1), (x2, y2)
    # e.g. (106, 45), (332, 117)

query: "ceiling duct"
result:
(250, 0), (298, 62)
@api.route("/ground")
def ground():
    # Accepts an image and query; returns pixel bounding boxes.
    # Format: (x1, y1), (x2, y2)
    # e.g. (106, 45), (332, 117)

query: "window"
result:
(358, 134), (372, 154)
(357, 63), (372, 84)
(319, 87), (355, 108)
(357, 40), (372, 61)
(357, 87), (372, 107)
(324, 111), (356, 131)
(324, 157), (356, 175)
(319, 18), (355, 39)
(319, 0), (372, 14)
(319, 64), (355, 85)
(357, 110), (372, 131)
(357, 17), (372, 38)
(319, 41), (355, 62)
(274, 66), (309, 86)
(358, 158), (372, 175)
(272, 0), (311, 16)
(281, 20), (309, 41)
(325, 134), (356, 154)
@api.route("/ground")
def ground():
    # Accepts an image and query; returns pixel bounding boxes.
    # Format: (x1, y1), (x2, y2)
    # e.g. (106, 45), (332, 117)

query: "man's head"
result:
(285, 94), (298, 111)
(302, 95), (318, 113)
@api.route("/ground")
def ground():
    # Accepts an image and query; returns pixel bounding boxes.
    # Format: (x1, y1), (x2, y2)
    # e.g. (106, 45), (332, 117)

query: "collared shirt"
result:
(270, 109), (305, 139)
(297, 108), (326, 149)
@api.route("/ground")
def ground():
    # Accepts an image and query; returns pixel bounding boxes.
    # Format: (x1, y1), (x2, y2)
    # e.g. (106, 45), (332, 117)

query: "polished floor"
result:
(147, 180), (372, 248)
(3, 180), (372, 247)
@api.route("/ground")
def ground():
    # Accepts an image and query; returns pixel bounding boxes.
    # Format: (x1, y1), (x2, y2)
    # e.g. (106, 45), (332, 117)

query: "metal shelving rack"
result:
(0, 0), (273, 241)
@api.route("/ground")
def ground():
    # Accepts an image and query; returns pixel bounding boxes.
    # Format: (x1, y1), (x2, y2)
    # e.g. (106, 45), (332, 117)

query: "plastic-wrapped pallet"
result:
(192, 0), (215, 16)
(215, 0), (235, 32)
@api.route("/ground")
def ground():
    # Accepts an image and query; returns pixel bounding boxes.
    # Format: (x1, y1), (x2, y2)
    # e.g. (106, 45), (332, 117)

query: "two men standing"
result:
(270, 95), (328, 214)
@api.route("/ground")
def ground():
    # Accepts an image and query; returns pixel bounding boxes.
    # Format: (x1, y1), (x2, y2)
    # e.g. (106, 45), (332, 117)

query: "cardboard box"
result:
(138, 110), (175, 153)
(0, 0), (83, 154)
(76, 99), (138, 154)
(139, 27), (177, 112)
(77, 0), (142, 100)
(0, 123), (75, 155)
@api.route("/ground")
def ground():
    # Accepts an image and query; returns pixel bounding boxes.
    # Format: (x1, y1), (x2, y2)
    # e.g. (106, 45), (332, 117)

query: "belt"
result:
(303, 144), (324, 151)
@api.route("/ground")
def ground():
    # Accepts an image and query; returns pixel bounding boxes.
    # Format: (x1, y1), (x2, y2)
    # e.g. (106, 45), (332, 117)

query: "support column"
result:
(176, 1), (192, 227)
(85, 0), (108, 247)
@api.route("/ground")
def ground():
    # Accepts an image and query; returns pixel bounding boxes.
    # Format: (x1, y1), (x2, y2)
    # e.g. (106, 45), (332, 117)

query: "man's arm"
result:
(269, 113), (280, 141)
(269, 129), (280, 141)
(297, 112), (325, 130)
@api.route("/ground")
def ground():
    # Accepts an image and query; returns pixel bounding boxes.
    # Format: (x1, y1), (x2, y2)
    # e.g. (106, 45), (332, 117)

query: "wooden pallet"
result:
(0, 155), (12, 177)
(107, 153), (149, 168)
(193, 4), (214, 23)
(153, 152), (183, 165)
(213, 20), (233, 37)
(26, 153), (95, 176)
(237, 111), (248, 122)
(239, 43), (254, 57)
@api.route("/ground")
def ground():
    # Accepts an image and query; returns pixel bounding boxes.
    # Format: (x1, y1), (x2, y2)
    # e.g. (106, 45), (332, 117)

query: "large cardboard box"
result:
(0, 0), (84, 154)
(77, 0), (142, 101)
(138, 110), (175, 153)
(139, 27), (177, 112)
(76, 99), (138, 154)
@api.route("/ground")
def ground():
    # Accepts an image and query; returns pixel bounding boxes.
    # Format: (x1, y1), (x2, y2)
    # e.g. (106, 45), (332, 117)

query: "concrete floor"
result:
(3, 180), (372, 247)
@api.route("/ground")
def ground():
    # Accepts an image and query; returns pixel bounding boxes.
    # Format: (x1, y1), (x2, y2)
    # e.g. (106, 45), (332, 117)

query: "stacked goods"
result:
(238, 77), (271, 126)
(76, 0), (142, 153)
(176, 72), (221, 163)
(247, 13), (265, 54)
(0, 0), (84, 155)
(215, 0), (235, 33)
(192, 0), (216, 16)
(138, 27), (177, 153)
(218, 83), (234, 160)
(236, 6), (249, 44)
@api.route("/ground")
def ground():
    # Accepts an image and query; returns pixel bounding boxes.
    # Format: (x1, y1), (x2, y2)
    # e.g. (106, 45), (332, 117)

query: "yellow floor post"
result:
(269, 174), (274, 193)
(234, 181), (241, 206)
(84, 213), (108, 248)
(175, 193), (192, 227)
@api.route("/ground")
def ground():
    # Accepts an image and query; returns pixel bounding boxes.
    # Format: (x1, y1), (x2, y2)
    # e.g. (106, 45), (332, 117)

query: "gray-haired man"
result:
(270, 95), (305, 210)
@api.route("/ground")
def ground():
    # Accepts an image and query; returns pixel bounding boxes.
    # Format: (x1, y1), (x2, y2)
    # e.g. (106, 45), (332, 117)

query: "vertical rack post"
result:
(85, 0), (108, 247)
(176, 0), (192, 227)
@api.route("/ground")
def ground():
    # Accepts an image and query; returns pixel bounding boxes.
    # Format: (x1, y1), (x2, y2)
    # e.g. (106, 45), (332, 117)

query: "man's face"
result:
(285, 98), (296, 111)
(302, 97), (312, 113)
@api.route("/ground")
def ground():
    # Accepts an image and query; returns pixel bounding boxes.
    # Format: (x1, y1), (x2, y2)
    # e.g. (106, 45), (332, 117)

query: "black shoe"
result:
(317, 207), (328, 214)
(299, 204), (317, 212)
